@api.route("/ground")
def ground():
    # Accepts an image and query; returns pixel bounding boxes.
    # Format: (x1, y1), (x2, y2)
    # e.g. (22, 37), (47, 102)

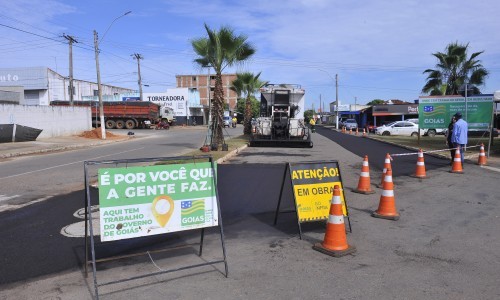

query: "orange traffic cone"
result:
(450, 147), (464, 174)
(362, 128), (367, 137)
(353, 155), (375, 194)
(342, 126), (345, 133)
(410, 149), (427, 179)
(477, 143), (487, 166)
(377, 153), (392, 188)
(313, 185), (356, 257)
(372, 168), (400, 220)
(355, 128), (359, 135)
(349, 128), (352, 135)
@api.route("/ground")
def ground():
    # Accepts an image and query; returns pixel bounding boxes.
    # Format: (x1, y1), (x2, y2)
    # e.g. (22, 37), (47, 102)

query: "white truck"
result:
(250, 84), (312, 147)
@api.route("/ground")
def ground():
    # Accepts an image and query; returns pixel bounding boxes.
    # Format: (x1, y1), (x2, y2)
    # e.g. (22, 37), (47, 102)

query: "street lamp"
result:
(318, 69), (339, 129)
(94, 11), (131, 139)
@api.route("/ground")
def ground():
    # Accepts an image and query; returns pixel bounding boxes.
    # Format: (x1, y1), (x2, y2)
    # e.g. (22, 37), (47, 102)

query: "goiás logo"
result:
(423, 105), (445, 124)
(424, 118), (445, 124)
(181, 200), (205, 226)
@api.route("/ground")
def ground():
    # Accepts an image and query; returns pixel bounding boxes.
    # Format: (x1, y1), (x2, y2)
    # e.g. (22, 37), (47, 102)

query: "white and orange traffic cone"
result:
(372, 168), (400, 221)
(377, 153), (392, 188)
(450, 147), (464, 174)
(477, 143), (487, 166)
(313, 185), (356, 257)
(410, 149), (427, 179)
(349, 128), (352, 135)
(353, 155), (375, 194)
(355, 128), (359, 135)
(362, 128), (367, 137)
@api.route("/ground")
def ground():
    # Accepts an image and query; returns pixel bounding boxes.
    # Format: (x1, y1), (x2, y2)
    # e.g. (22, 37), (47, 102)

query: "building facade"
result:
(175, 73), (238, 110)
(0, 67), (134, 105)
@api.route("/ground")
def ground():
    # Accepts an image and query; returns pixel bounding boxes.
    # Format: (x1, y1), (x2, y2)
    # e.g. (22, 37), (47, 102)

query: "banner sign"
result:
(289, 162), (347, 222)
(418, 96), (493, 129)
(98, 162), (218, 242)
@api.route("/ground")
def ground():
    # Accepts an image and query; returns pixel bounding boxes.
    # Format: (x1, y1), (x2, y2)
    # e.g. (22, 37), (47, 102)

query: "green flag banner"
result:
(418, 95), (493, 129)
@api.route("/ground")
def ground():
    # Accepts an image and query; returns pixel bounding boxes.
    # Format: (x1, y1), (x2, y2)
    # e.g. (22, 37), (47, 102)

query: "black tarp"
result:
(0, 124), (42, 143)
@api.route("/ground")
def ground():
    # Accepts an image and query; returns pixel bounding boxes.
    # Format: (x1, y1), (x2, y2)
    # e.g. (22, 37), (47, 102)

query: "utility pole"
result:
(335, 74), (339, 129)
(93, 11), (131, 140)
(63, 34), (78, 106)
(93, 30), (106, 140)
(132, 53), (144, 101)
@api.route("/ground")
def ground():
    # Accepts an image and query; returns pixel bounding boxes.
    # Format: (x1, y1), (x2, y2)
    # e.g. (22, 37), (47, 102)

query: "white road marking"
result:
(0, 196), (52, 213)
(0, 147), (144, 180)
(481, 165), (500, 173)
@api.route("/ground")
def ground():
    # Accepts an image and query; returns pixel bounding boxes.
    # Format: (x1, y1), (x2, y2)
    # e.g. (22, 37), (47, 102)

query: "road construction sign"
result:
(274, 161), (350, 239)
(98, 162), (219, 242)
(289, 162), (347, 221)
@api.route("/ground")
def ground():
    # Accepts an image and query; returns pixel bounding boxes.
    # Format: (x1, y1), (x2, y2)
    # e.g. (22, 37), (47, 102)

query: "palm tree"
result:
(230, 72), (267, 134)
(191, 24), (255, 147)
(422, 42), (488, 96)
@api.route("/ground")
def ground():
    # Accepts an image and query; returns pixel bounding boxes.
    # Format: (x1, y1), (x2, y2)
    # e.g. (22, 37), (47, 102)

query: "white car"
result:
(375, 121), (420, 136)
(406, 118), (445, 137)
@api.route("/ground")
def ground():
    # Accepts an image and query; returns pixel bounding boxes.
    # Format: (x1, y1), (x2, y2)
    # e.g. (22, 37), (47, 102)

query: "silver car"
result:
(343, 119), (358, 130)
(223, 116), (232, 127)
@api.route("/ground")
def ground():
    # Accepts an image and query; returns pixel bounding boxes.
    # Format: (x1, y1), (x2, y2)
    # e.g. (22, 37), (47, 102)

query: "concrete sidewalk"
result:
(0, 135), (132, 159)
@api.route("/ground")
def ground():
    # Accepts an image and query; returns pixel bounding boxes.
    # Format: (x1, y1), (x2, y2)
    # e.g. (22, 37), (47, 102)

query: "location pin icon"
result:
(152, 195), (175, 227)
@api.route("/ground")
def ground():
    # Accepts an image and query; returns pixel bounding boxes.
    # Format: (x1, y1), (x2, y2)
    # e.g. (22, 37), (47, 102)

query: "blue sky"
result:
(1, 0), (499, 111)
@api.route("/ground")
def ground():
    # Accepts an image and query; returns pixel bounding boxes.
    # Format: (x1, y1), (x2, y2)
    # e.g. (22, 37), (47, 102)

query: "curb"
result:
(0, 137), (132, 159)
(217, 144), (249, 164)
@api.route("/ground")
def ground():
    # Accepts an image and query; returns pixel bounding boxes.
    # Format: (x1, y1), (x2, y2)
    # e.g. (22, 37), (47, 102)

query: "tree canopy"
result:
(366, 99), (385, 105)
(230, 72), (267, 134)
(422, 42), (488, 96)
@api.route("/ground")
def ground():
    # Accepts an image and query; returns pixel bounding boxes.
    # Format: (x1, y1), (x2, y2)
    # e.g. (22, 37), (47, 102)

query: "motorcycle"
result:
(155, 120), (170, 130)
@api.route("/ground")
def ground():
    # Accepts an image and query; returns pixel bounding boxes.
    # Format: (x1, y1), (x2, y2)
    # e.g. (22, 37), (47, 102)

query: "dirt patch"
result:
(78, 128), (123, 140)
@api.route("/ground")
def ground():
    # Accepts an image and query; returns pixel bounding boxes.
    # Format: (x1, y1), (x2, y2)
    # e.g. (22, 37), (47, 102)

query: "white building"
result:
(0, 67), (133, 105)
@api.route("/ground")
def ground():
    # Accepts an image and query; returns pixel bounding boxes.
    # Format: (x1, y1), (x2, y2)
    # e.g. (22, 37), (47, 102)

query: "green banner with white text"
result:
(418, 95), (493, 129)
(98, 162), (218, 242)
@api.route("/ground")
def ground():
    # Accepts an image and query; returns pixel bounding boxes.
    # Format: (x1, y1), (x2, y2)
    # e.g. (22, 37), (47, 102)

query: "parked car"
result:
(406, 118), (445, 137)
(375, 121), (420, 136)
(366, 122), (377, 133)
(343, 119), (358, 130)
(223, 116), (232, 128)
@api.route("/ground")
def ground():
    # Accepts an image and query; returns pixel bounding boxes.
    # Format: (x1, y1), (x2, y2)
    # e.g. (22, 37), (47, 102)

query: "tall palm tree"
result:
(230, 72), (267, 134)
(422, 42), (488, 96)
(191, 24), (255, 147)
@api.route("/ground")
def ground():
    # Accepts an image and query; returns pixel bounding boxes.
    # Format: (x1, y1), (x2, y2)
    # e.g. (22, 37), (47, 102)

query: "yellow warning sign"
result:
(289, 162), (347, 222)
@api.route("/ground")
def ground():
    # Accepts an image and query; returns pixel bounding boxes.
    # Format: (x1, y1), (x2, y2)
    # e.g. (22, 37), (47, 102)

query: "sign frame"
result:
(83, 155), (228, 299)
(273, 161), (351, 239)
